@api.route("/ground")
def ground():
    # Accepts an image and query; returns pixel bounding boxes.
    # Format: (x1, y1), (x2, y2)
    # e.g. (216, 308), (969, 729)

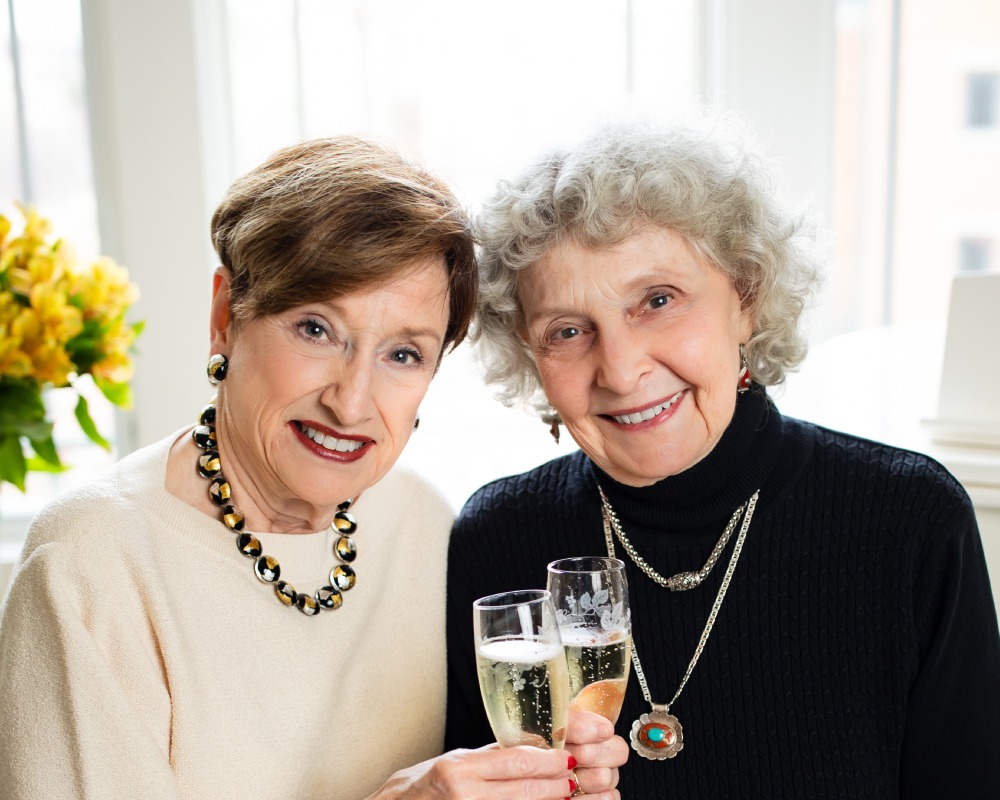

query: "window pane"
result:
(830, 0), (1000, 337)
(894, 0), (1000, 325)
(959, 237), (992, 272)
(224, 0), (699, 205)
(830, 0), (895, 335)
(5, 0), (98, 253)
(967, 72), (998, 127)
(0, 5), (23, 199)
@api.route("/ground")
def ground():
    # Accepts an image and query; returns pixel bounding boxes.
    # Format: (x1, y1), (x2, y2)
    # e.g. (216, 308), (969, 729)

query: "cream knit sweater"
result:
(0, 430), (455, 799)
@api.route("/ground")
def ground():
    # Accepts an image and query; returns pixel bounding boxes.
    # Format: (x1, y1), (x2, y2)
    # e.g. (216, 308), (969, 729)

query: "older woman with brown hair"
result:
(0, 137), (625, 799)
(445, 119), (1000, 798)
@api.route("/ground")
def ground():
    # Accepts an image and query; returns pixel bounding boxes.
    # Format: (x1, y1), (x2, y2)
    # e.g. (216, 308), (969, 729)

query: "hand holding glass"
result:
(473, 589), (569, 749)
(547, 557), (632, 723)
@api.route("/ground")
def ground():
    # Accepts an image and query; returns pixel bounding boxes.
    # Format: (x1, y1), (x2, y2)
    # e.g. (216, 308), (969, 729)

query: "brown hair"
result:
(211, 136), (477, 352)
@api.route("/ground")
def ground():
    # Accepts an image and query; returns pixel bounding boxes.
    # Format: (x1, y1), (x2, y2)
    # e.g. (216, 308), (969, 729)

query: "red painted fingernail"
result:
(569, 779), (578, 793)
(567, 755), (578, 770)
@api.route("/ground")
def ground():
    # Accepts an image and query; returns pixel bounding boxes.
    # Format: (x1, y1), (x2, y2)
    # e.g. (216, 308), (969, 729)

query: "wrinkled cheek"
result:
(534, 356), (570, 396)
(565, 424), (612, 465)
(701, 388), (738, 442)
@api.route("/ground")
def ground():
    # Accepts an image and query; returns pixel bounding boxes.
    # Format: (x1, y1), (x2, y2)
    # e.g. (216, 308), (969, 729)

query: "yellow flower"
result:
(17, 203), (51, 241)
(72, 255), (139, 320)
(6, 301), (75, 387)
(91, 316), (138, 385)
(27, 340), (77, 386)
(0, 313), (32, 377)
(0, 204), (52, 273)
(9, 305), (41, 344)
(0, 291), (19, 322)
(1, 203), (142, 489)
(92, 349), (134, 385)
(9, 250), (69, 298)
(29, 282), (84, 344)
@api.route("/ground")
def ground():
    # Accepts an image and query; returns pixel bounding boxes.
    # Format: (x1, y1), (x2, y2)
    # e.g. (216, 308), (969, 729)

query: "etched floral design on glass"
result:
(547, 557), (632, 723)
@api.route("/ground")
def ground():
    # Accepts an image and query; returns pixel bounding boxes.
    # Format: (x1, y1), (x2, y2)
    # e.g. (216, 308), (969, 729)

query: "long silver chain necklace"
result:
(600, 487), (759, 759)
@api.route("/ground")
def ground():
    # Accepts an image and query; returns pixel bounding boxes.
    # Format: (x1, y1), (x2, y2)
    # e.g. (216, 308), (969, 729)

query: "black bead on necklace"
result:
(191, 400), (359, 617)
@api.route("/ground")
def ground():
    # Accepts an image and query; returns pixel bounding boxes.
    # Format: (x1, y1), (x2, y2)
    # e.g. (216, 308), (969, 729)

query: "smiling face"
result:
(210, 257), (450, 529)
(519, 226), (753, 487)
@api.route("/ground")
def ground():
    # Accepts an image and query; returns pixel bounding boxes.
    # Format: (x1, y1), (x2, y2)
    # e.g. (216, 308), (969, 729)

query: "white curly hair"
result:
(474, 116), (823, 417)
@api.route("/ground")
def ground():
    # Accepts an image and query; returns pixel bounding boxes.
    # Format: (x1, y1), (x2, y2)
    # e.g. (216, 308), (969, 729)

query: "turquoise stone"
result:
(648, 727), (666, 742)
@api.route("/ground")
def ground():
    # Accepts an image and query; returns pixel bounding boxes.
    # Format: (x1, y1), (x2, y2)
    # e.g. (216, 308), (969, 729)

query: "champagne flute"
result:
(473, 589), (569, 749)
(546, 557), (632, 723)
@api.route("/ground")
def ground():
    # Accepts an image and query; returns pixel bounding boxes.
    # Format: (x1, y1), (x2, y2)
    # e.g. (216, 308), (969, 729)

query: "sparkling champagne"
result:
(476, 638), (570, 749)
(561, 628), (632, 723)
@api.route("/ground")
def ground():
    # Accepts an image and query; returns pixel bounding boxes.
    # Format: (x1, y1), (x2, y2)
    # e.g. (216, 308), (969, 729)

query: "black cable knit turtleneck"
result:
(445, 391), (1000, 799)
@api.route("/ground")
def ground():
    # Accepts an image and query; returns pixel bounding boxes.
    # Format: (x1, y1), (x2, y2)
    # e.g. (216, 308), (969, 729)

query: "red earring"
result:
(737, 344), (752, 393)
(542, 408), (562, 444)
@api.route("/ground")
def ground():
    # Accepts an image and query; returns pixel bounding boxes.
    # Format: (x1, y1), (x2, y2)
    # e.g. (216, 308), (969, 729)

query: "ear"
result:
(734, 285), (755, 343)
(738, 304), (755, 343)
(210, 267), (233, 354)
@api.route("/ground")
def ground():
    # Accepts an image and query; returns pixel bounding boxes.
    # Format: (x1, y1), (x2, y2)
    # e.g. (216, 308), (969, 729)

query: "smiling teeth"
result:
(612, 391), (684, 425)
(302, 424), (364, 453)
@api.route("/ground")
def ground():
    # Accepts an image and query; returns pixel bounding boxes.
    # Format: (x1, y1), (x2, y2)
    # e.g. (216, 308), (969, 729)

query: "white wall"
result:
(708, 0), (836, 224)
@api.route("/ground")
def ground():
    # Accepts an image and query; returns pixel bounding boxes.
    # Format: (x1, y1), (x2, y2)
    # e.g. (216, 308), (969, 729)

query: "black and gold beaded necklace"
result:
(191, 401), (359, 617)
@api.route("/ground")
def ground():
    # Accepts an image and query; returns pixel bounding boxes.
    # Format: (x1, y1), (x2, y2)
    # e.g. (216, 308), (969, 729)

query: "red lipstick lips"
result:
(291, 421), (372, 463)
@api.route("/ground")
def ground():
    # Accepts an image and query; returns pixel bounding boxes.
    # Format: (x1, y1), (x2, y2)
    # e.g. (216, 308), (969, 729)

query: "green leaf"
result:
(74, 395), (111, 451)
(2, 417), (52, 441)
(0, 379), (50, 439)
(25, 454), (70, 473)
(28, 432), (61, 466)
(0, 432), (28, 491)
(131, 319), (146, 338)
(94, 376), (133, 409)
(0, 378), (45, 416)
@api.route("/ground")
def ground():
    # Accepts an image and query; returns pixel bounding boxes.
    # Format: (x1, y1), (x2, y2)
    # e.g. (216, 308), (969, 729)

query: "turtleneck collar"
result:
(588, 389), (782, 531)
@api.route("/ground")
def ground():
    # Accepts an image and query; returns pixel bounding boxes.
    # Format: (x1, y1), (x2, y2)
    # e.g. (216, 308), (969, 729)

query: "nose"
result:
(594, 326), (653, 395)
(319, 356), (374, 428)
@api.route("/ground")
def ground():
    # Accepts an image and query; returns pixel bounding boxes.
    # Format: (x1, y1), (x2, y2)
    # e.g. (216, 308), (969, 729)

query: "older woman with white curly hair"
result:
(444, 119), (1000, 798)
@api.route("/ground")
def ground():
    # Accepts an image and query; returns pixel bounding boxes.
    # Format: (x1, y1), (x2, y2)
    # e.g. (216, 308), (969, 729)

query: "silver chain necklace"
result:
(600, 488), (760, 760)
(602, 490), (747, 590)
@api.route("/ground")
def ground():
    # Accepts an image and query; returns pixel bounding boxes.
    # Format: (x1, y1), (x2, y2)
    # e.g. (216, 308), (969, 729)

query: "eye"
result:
(647, 293), (670, 310)
(536, 321), (590, 353)
(297, 318), (330, 340)
(389, 347), (424, 366)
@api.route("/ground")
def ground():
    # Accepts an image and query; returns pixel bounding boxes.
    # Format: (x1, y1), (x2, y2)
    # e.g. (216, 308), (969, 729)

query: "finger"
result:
(565, 708), (616, 744)
(574, 791), (621, 800)
(566, 734), (629, 768)
(415, 749), (575, 800)
(470, 744), (575, 781)
(573, 765), (619, 794)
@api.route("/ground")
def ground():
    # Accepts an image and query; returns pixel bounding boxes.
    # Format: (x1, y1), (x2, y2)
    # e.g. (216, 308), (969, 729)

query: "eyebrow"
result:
(397, 326), (445, 345)
(524, 269), (681, 322)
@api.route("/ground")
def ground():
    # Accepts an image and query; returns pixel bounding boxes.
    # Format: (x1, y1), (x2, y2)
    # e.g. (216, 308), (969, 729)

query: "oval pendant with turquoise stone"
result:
(630, 708), (684, 760)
